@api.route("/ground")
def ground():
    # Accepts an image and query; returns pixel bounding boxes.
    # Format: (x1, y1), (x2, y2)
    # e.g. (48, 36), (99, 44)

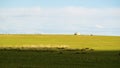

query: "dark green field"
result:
(0, 49), (120, 68)
(0, 34), (120, 68)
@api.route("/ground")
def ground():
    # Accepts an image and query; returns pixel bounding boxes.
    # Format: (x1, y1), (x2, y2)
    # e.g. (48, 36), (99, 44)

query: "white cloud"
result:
(0, 7), (120, 35)
(95, 25), (104, 29)
(0, 7), (120, 17)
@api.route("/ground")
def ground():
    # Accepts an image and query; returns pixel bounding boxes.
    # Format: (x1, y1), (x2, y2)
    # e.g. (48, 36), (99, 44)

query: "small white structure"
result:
(74, 32), (80, 35)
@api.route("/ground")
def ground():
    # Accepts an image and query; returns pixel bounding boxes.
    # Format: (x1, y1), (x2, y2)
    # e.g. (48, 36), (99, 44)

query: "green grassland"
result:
(0, 34), (120, 68)
(0, 49), (120, 68)
(0, 34), (120, 50)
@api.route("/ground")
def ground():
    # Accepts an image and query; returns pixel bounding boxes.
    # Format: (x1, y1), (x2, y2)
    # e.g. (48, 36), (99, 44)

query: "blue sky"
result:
(0, 0), (120, 35)
(0, 0), (120, 8)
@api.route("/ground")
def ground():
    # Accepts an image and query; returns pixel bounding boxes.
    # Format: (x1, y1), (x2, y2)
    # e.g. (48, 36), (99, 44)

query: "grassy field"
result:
(0, 49), (120, 68)
(0, 34), (120, 68)
(0, 34), (120, 50)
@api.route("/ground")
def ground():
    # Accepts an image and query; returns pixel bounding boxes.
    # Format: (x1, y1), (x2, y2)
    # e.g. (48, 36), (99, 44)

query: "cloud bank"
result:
(0, 7), (120, 35)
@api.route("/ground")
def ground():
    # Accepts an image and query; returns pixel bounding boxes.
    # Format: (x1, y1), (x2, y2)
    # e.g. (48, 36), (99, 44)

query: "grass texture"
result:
(0, 34), (120, 50)
(0, 34), (120, 68)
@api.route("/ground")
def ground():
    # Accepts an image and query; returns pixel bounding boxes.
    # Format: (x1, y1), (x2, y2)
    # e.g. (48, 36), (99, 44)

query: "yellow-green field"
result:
(0, 34), (120, 68)
(0, 34), (120, 50)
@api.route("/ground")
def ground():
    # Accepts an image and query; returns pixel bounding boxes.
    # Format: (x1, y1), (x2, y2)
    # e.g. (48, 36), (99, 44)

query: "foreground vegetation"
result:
(0, 34), (120, 68)
(0, 48), (120, 68)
